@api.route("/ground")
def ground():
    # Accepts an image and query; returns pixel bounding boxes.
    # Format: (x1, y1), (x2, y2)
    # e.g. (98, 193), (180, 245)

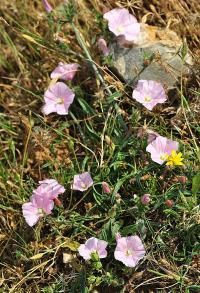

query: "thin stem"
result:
(71, 22), (112, 96)
(68, 188), (91, 212)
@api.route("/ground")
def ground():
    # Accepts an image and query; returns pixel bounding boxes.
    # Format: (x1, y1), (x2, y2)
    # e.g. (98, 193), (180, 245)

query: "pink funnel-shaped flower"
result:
(103, 8), (140, 42)
(35, 179), (65, 200)
(78, 237), (108, 260)
(114, 235), (145, 267)
(72, 172), (93, 192)
(97, 37), (110, 56)
(132, 80), (167, 110)
(22, 192), (54, 227)
(50, 62), (79, 81)
(42, 0), (53, 13)
(22, 179), (64, 227)
(42, 82), (75, 115)
(146, 135), (179, 165)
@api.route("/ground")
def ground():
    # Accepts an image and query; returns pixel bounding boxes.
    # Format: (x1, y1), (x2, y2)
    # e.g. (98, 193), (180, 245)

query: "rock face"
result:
(110, 24), (193, 88)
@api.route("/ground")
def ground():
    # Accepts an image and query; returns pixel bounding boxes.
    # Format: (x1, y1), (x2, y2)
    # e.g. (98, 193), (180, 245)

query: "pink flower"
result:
(97, 37), (110, 56)
(114, 235), (145, 267)
(72, 172), (93, 192)
(42, 0), (53, 13)
(36, 179), (65, 200)
(50, 62), (79, 81)
(22, 192), (54, 227)
(146, 135), (179, 165)
(22, 179), (64, 227)
(141, 194), (150, 205)
(42, 82), (75, 115)
(78, 237), (108, 260)
(103, 8), (140, 42)
(102, 182), (111, 194)
(132, 80), (167, 110)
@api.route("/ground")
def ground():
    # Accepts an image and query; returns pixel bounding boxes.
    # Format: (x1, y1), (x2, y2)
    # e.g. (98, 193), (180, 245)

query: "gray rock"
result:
(110, 24), (193, 88)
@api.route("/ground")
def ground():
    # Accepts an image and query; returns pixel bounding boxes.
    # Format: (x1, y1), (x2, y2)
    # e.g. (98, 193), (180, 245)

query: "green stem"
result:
(71, 22), (112, 96)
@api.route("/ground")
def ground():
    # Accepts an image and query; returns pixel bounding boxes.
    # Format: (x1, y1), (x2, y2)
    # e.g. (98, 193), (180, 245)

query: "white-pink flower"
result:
(35, 179), (65, 200)
(72, 172), (93, 192)
(22, 179), (65, 227)
(22, 192), (54, 227)
(50, 62), (79, 81)
(78, 237), (108, 260)
(132, 80), (167, 110)
(103, 8), (140, 42)
(146, 135), (179, 164)
(114, 235), (145, 267)
(97, 37), (110, 56)
(42, 82), (75, 115)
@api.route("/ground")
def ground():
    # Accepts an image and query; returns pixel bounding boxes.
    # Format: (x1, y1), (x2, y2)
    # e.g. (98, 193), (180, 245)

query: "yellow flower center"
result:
(144, 95), (152, 102)
(116, 25), (124, 33)
(56, 98), (64, 104)
(166, 150), (184, 167)
(81, 182), (87, 189)
(126, 249), (133, 256)
(38, 208), (44, 217)
(160, 153), (168, 161)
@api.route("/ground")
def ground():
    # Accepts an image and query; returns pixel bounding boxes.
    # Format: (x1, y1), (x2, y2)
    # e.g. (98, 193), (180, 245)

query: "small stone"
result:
(110, 24), (193, 88)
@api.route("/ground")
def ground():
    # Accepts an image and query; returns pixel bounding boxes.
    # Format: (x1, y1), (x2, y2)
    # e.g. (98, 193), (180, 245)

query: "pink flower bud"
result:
(42, 0), (53, 13)
(177, 176), (187, 184)
(97, 37), (110, 56)
(102, 182), (111, 194)
(54, 198), (62, 206)
(141, 194), (150, 205)
(165, 199), (174, 208)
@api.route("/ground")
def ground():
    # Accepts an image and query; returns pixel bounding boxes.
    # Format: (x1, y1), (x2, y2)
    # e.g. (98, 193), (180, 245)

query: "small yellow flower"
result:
(166, 150), (184, 166)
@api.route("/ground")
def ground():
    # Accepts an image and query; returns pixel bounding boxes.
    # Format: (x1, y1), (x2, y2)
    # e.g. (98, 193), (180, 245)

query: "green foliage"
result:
(192, 171), (200, 197)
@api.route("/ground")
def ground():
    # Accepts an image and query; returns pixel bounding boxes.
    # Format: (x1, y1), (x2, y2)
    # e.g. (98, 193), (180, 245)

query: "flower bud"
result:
(42, 0), (53, 13)
(54, 198), (62, 206)
(141, 194), (150, 205)
(97, 37), (110, 56)
(165, 199), (174, 208)
(102, 182), (111, 194)
(177, 176), (187, 184)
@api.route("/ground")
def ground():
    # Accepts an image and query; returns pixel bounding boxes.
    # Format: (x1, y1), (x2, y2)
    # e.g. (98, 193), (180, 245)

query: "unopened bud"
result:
(102, 182), (111, 194)
(141, 194), (150, 205)
(54, 198), (62, 206)
(42, 0), (53, 13)
(177, 176), (187, 184)
(165, 199), (174, 208)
